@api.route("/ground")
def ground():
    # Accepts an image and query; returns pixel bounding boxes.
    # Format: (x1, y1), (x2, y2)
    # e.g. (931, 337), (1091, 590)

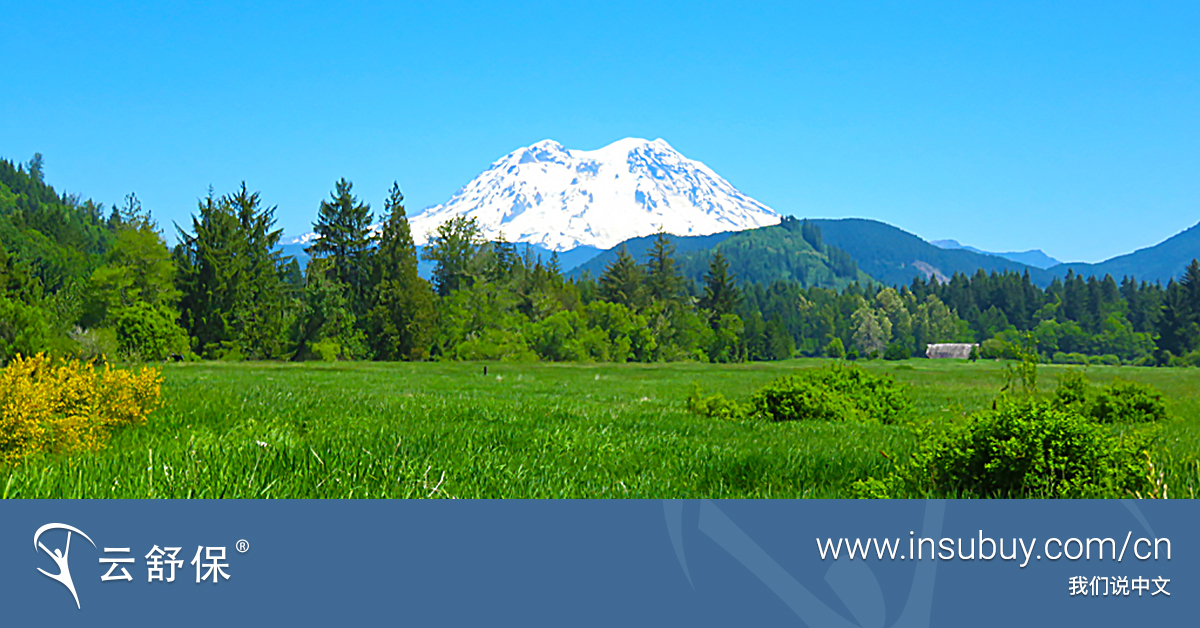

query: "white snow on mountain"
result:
(286, 138), (781, 251)
(407, 138), (781, 251)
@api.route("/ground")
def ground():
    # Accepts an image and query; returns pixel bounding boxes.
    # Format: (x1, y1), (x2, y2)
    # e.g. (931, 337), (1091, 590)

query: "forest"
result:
(2, 154), (1200, 368)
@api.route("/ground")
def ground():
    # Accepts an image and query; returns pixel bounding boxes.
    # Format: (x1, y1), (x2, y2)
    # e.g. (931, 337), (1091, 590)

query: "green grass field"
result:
(3, 359), (1198, 498)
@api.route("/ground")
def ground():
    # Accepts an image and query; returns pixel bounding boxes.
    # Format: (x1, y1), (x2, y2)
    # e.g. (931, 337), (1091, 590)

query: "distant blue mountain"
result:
(1048, 220), (1200, 285)
(930, 239), (1062, 269)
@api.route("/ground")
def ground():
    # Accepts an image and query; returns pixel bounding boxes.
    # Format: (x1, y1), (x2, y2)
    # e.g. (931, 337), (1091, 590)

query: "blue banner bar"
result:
(1, 500), (1194, 626)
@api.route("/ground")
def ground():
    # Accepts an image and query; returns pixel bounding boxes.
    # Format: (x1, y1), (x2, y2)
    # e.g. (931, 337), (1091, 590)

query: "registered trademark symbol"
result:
(235, 539), (250, 553)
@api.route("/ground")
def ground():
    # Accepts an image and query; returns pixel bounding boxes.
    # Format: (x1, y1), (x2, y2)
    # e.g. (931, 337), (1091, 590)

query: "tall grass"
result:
(2, 359), (1196, 498)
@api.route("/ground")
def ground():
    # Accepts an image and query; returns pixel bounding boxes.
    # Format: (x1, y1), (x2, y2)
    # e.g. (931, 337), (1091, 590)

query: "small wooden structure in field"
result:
(925, 343), (978, 359)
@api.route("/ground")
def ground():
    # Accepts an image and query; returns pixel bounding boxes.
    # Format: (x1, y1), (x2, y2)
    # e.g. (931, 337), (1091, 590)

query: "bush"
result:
(883, 340), (911, 361)
(1054, 369), (1090, 408)
(686, 384), (746, 421)
(68, 326), (119, 363)
(111, 302), (190, 361)
(1052, 351), (1090, 365)
(451, 328), (537, 362)
(1178, 350), (1200, 367)
(749, 363), (910, 424)
(1096, 354), (1121, 366)
(0, 353), (162, 463)
(311, 339), (342, 362)
(0, 296), (52, 364)
(1090, 380), (1167, 424)
(979, 338), (1011, 360)
(825, 337), (845, 359)
(868, 398), (1153, 498)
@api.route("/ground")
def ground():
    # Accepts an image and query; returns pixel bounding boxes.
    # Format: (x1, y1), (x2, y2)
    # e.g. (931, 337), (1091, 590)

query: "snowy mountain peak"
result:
(406, 137), (782, 251)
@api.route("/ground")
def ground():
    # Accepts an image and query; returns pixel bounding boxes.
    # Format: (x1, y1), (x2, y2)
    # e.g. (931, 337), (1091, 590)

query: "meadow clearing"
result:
(2, 359), (1198, 499)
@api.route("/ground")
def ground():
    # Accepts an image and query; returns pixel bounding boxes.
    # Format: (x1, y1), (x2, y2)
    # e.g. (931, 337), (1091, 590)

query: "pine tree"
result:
(644, 231), (684, 304)
(174, 184), (291, 358)
(485, 232), (518, 283)
(800, 219), (823, 250)
(1158, 260), (1200, 358)
(422, 215), (482, 297)
(598, 245), (646, 309)
(699, 251), (741, 321)
(368, 183), (435, 360)
(307, 179), (374, 317)
(1182, 259), (1200, 314)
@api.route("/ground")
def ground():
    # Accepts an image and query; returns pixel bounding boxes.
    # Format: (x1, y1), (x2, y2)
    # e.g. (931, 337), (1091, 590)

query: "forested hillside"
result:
(1050, 220), (1200, 285)
(809, 218), (1056, 287)
(573, 217), (869, 290)
(4, 153), (1200, 367)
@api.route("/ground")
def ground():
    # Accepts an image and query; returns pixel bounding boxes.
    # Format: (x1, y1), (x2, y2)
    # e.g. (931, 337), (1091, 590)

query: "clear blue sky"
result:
(3, 1), (1197, 262)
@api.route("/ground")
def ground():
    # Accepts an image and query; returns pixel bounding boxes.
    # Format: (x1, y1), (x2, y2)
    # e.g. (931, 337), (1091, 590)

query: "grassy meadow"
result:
(3, 359), (1198, 499)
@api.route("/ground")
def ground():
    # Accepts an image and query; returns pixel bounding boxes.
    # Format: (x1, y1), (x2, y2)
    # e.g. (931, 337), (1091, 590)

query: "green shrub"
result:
(1133, 356), (1156, 367)
(1096, 354), (1121, 366)
(873, 399), (1153, 498)
(1090, 380), (1167, 424)
(68, 326), (119, 363)
(1054, 369), (1090, 408)
(979, 338), (1011, 359)
(111, 302), (190, 361)
(825, 337), (845, 359)
(311, 339), (341, 362)
(883, 340), (911, 361)
(1179, 349), (1200, 367)
(686, 384), (746, 420)
(0, 296), (52, 364)
(749, 364), (910, 424)
(1052, 351), (1090, 365)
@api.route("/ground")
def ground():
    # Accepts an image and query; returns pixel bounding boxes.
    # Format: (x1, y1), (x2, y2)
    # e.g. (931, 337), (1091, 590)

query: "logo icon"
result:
(34, 523), (96, 609)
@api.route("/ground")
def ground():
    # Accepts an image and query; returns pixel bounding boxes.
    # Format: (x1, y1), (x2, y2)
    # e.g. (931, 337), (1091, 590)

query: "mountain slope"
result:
(930, 239), (1062, 269)
(1049, 220), (1200, 284)
(806, 218), (1053, 287)
(405, 138), (781, 251)
(572, 220), (870, 290)
(571, 218), (1054, 289)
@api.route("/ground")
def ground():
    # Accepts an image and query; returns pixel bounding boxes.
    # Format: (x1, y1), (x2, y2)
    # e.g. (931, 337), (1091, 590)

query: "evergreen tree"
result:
(699, 251), (741, 321)
(422, 215), (482, 297)
(598, 245), (646, 309)
(306, 179), (374, 318)
(367, 183), (436, 360)
(1182, 259), (1200, 316)
(800, 219), (823, 250)
(484, 232), (518, 283)
(1158, 277), (1199, 359)
(175, 184), (292, 359)
(644, 230), (684, 304)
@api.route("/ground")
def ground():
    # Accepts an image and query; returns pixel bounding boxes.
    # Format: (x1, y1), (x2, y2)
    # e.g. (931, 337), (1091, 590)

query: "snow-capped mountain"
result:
(407, 138), (780, 251)
(285, 138), (784, 251)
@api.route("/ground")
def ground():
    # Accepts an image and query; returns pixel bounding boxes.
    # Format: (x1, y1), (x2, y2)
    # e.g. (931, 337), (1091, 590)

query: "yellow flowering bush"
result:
(0, 353), (161, 462)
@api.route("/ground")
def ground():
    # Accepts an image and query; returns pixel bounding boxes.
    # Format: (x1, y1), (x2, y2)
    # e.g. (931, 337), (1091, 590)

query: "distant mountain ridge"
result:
(803, 219), (1054, 286)
(1048, 220), (1200, 285)
(930, 239), (1062, 269)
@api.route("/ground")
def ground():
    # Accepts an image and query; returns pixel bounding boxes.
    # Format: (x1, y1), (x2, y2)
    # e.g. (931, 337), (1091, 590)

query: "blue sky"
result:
(3, 1), (1197, 262)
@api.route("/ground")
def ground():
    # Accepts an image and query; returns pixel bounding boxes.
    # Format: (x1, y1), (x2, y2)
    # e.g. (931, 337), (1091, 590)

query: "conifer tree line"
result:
(3, 154), (1200, 366)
